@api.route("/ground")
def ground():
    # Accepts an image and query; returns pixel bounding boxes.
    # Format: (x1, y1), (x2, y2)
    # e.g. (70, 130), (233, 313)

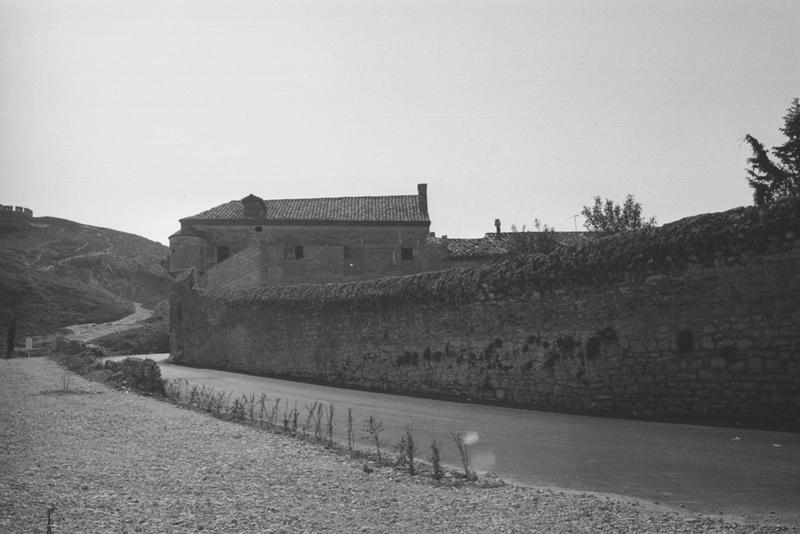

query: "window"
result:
(217, 246), (230, 262)
(343, 246), (352, 260)
(285, 245), (304, 259)
(401, 247), (414, 261)
(254, 226), (263, 232)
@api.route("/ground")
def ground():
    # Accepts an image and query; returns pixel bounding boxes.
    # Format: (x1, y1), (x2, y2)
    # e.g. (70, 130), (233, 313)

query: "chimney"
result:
(417, 183), (428, 217)
(241, 194), (266, 217)
(494, 218), (501, 236)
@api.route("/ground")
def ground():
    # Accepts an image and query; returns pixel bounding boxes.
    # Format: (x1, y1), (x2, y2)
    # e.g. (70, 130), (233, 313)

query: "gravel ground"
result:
(1, 359), (795, 534)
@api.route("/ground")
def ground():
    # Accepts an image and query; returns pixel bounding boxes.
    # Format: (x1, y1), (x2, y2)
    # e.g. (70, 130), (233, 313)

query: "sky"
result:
(1, 0), (798, 245)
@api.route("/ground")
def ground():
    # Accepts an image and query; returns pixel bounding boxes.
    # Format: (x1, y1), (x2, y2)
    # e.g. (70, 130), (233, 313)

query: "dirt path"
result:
(64, 303), (153, 342)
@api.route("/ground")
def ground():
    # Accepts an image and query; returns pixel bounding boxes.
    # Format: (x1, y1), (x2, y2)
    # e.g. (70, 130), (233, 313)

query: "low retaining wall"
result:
(171, 199), (800, 429)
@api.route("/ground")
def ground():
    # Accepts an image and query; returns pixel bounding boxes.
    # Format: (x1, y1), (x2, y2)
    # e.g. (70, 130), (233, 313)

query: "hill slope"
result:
(0, 214), (172, 344)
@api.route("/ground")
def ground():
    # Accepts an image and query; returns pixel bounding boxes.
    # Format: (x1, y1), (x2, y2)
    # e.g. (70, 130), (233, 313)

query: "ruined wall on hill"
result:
(171, 199), (800, 428)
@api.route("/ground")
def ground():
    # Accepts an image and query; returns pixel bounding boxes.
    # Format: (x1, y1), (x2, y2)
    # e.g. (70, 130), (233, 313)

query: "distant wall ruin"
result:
(171, 198), (800, 429)
(0, 205), (33, 218)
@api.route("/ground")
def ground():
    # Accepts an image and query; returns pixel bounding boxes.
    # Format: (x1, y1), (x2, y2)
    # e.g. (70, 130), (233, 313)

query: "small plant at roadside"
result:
(326, 404), (335, 448)
(60, 367), (74, 393)
(291, 402), (299, 434)
(302, 402), (318, 439)
(165, 377), (188, 401)
(452, 432), (477, 481)
(257, 393), (267, 425)
(269, 398), (280, 428)
(247, 393), (256, 423)
(430, 436), (443, 480)
(363, 415), (385, 462)
(346, 408), (354, 451)
(394, 426), (417, 475)
(229, 396), (245, 422)
(404, 427), (416, 475)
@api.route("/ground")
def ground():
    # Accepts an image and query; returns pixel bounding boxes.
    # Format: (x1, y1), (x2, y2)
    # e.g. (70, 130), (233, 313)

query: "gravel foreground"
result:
(0, 359), (794, 534)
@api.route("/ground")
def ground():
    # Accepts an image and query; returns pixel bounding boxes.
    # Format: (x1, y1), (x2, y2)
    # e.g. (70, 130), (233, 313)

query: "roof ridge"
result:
(260, 194), (417, 202)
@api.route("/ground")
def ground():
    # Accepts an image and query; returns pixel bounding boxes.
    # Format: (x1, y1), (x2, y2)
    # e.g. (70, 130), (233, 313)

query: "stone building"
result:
(169, 184), (445, 289)
(168, 184), (596, 290)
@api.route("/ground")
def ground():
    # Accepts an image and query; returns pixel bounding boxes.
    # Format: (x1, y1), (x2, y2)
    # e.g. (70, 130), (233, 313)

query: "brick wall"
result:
(171, 198), (800, 429)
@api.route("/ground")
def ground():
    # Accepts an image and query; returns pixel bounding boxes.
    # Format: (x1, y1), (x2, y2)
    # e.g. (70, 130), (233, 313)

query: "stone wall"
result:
(0, 205), (33, 218)
(0, 205), (34, 232)
(171, 199), (800, 429)
(170, 222), (438, 287)
(204, 246), (261, 290)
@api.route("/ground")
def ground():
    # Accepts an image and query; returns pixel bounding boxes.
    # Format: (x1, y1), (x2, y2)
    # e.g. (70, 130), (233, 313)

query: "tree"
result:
(581, 195), (656, 233)
(744, 98), (800, 205)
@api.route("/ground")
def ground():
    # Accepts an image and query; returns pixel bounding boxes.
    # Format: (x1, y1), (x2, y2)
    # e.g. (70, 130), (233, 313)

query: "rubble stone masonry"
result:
(171, 198), (800, 428)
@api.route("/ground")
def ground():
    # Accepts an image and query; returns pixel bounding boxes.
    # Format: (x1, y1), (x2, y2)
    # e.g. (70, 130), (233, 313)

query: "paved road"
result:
(123, 354), (800, 526)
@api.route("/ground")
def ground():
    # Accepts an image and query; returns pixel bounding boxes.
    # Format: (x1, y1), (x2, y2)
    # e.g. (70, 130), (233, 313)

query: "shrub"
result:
(103, 357), (165, 395)
(430, 437), (443, 480)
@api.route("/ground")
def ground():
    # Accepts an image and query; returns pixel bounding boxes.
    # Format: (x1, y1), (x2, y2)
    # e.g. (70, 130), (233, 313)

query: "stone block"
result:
(698, 370), (716, 381)
(747, 357), (763, 372)
(709, 356), (727, 370)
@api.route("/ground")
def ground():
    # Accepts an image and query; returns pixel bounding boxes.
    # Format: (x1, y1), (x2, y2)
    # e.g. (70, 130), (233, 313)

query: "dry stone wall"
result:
(171, 199), (800, 429)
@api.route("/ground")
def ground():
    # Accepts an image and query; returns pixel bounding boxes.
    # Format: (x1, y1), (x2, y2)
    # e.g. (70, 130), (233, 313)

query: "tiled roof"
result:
(168, 226), (208, 239)
(184, 195), (429, 225)
(436, 237), (508, 259)
(430, 232), (599, 259)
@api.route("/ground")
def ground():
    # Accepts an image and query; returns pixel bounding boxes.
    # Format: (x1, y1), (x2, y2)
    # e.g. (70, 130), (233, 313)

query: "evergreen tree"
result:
(745, 98), (800, 205)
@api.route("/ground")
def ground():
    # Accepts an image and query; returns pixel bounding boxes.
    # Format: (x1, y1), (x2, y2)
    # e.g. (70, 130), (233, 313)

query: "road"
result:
(122, 354), (800, 526)
(65, 303), (153, 342)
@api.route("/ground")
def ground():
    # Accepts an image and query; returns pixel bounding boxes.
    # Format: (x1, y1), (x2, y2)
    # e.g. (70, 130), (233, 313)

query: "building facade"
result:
(169, 184), (597, 290)
(169, 184), (450, 289)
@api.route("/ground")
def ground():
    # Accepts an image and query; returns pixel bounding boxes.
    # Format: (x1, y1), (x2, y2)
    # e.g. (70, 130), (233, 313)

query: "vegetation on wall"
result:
(581, 195), (657, 232)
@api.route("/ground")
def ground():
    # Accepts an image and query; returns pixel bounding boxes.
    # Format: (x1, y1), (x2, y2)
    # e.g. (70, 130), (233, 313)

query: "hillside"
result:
(0, 212), (172, 347)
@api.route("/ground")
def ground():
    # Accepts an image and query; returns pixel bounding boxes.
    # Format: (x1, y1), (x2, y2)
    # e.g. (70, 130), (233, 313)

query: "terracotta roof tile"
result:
(184, 195), (429, 225)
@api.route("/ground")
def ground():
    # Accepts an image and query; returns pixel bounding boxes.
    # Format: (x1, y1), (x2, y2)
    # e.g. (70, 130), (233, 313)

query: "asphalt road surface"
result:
(123, 354), (799, 526)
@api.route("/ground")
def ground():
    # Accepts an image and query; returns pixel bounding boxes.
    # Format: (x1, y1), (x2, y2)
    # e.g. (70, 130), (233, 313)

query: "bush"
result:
(104, 357), (165, 396)
(60, 352), (103, 374)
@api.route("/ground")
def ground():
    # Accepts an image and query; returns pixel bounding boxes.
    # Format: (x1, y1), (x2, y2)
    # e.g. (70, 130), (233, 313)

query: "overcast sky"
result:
(1, 0), (798, 244)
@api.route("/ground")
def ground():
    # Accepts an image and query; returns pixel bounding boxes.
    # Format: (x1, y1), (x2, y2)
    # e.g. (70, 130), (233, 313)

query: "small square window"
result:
(284, 245), (304, 259)
(401, 247), (413, 261)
